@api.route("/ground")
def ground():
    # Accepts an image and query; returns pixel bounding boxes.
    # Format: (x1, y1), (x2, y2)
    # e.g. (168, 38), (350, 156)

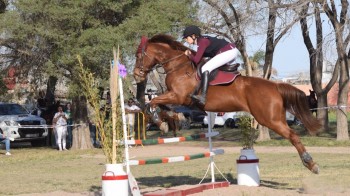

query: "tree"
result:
(322, 0), (349, 140)
(0, 0), (194, 148)
(0, 0), (6, 13)
(299, 2), (338, 131)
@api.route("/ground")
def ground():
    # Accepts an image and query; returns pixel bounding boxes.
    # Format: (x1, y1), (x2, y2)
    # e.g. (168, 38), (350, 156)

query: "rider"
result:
(183, 25), (239, 105)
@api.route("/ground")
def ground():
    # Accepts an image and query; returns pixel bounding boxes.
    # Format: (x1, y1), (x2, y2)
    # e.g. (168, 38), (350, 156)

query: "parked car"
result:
(286, 111), (302, 125)
(172, 105), (207, 130)
(0, 103), (48, 147)
(203, 112), (238, 128)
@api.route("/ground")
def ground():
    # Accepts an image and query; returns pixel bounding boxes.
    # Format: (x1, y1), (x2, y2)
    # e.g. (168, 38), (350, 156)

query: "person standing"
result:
(65, 103), (73, 149)
(53, 106), (68, 151)
(0, 133), (14, 156)
(125, 98), (141, 139)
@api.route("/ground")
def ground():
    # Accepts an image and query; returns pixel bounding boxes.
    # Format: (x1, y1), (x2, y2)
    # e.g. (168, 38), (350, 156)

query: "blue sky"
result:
(245, 9), (337, 78)
(246, 24), (311, 77)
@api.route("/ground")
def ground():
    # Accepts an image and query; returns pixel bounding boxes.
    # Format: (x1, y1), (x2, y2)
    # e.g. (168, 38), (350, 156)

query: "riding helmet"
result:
(183, 25), (201, 38)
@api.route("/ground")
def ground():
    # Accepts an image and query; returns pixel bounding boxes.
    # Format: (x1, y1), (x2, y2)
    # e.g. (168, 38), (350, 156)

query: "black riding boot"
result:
(191, 71), (209, 105)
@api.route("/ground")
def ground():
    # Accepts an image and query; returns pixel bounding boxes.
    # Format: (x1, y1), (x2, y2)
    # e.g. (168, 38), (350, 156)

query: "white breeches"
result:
(201, 48), (239, 73)
(56, 125), (67, 149)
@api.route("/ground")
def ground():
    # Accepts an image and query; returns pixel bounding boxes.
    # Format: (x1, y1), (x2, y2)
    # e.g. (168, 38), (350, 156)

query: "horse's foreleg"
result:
(149, 92), (181, 107)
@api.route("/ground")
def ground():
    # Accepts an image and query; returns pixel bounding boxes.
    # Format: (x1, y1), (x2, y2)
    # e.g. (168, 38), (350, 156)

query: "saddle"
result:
(196, 61), (241, 85)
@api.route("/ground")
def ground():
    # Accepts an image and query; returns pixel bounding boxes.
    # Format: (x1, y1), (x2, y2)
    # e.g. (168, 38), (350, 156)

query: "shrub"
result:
(236, 114), (259, 149)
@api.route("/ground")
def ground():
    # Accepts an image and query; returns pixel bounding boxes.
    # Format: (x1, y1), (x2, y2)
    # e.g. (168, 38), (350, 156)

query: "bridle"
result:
(137, 49), (185, 75)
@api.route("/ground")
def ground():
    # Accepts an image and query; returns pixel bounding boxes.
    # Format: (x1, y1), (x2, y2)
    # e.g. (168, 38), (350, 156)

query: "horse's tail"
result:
(277, 83), (322, 135)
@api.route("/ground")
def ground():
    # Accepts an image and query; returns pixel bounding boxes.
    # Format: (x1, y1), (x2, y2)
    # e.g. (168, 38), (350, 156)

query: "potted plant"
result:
(236, 113), (260, 186)
(77, 57), (128, 195)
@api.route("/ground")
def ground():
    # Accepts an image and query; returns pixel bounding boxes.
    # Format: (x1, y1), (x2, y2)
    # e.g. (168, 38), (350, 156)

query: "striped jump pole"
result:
(128, 149), (224, 166)
(121, 132), (219, 146)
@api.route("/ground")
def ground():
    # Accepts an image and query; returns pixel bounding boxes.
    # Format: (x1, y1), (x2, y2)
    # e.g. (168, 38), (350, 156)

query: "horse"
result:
(307, 90), (318, 115)
(143, 104), (185, 137)
(133, 34), (322, 174)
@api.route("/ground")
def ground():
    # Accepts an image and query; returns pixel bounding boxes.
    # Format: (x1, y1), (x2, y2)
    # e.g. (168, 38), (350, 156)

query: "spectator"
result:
(65, 103), (73, 149)
(87, 103), (99, 148)
(0, 133), (14, 156)
(125, 98), (141, 139)
(53, 106), (68, 151)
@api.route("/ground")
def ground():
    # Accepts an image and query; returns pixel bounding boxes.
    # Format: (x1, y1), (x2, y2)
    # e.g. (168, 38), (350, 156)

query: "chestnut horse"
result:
(133, 34), (322, 174)
(144, 104), (185, 137)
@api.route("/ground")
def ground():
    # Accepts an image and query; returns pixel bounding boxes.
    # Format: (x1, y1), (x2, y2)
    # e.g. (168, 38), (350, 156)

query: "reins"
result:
(141, 52), (187, 74)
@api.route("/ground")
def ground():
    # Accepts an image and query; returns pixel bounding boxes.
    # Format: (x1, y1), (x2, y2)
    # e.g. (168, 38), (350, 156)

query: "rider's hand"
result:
(185, 50), (191, 56)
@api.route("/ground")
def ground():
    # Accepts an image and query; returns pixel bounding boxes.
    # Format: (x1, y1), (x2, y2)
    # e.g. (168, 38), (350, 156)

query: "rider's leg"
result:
(192, 48), (239, 105)
(191, 71), (209, 105)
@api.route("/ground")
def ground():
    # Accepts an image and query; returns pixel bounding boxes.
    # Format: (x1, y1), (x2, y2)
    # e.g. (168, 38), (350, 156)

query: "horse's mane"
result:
(148, 34), (188, 52)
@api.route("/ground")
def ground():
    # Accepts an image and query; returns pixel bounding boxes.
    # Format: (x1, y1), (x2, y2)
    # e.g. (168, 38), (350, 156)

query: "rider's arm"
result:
(188, 38), (210, 64)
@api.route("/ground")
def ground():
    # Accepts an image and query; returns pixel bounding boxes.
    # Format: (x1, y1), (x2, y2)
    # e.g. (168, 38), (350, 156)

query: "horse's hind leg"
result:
(289, 129), (319, 174)
(166, 111), (180, 137)
(168, 118), (177, 137)
(267, 122), (319, 174)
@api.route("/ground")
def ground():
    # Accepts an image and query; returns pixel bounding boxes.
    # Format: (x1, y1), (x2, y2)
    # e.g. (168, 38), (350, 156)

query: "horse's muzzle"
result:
(133, 68), (146, 82)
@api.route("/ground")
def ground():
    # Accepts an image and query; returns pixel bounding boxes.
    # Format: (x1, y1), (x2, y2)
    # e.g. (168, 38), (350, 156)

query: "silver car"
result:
(0, 103), (48, 147)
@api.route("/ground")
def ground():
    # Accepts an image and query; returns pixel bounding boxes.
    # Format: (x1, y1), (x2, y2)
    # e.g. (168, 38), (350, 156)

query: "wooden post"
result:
(110, 46), (119, 164)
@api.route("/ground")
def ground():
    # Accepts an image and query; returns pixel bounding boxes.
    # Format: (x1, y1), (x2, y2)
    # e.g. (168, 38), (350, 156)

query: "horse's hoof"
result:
(160, 122), (169, 133)
(311, 164), (319, 174)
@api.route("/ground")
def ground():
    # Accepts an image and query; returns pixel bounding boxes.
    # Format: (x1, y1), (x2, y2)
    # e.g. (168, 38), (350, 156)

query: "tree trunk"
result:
(257, 126), (270, 141)
(336, 59), (349, 140)
(45, 76), (57, 105)
(71, 95), (93, 149)
(72, 121), (92, 149)
(317, 95), (329, 130)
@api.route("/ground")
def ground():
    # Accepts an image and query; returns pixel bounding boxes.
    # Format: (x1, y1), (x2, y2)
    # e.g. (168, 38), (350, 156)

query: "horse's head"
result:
(309, 90), (317, 100)
(133, 34), (189, 83)
(133, 36), (149, 82)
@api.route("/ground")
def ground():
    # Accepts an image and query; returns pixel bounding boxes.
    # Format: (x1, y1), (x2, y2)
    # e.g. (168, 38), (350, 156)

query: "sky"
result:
(246, 24), (312, 78)
(245, 8), (337, 78)
(247, 26), (311, 77)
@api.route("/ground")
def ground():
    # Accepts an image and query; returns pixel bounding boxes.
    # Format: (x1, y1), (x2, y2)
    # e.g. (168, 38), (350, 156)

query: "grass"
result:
(2, 144), (349, 195)
(1, 121), (350, 195)
(0, 147), (105, 195)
